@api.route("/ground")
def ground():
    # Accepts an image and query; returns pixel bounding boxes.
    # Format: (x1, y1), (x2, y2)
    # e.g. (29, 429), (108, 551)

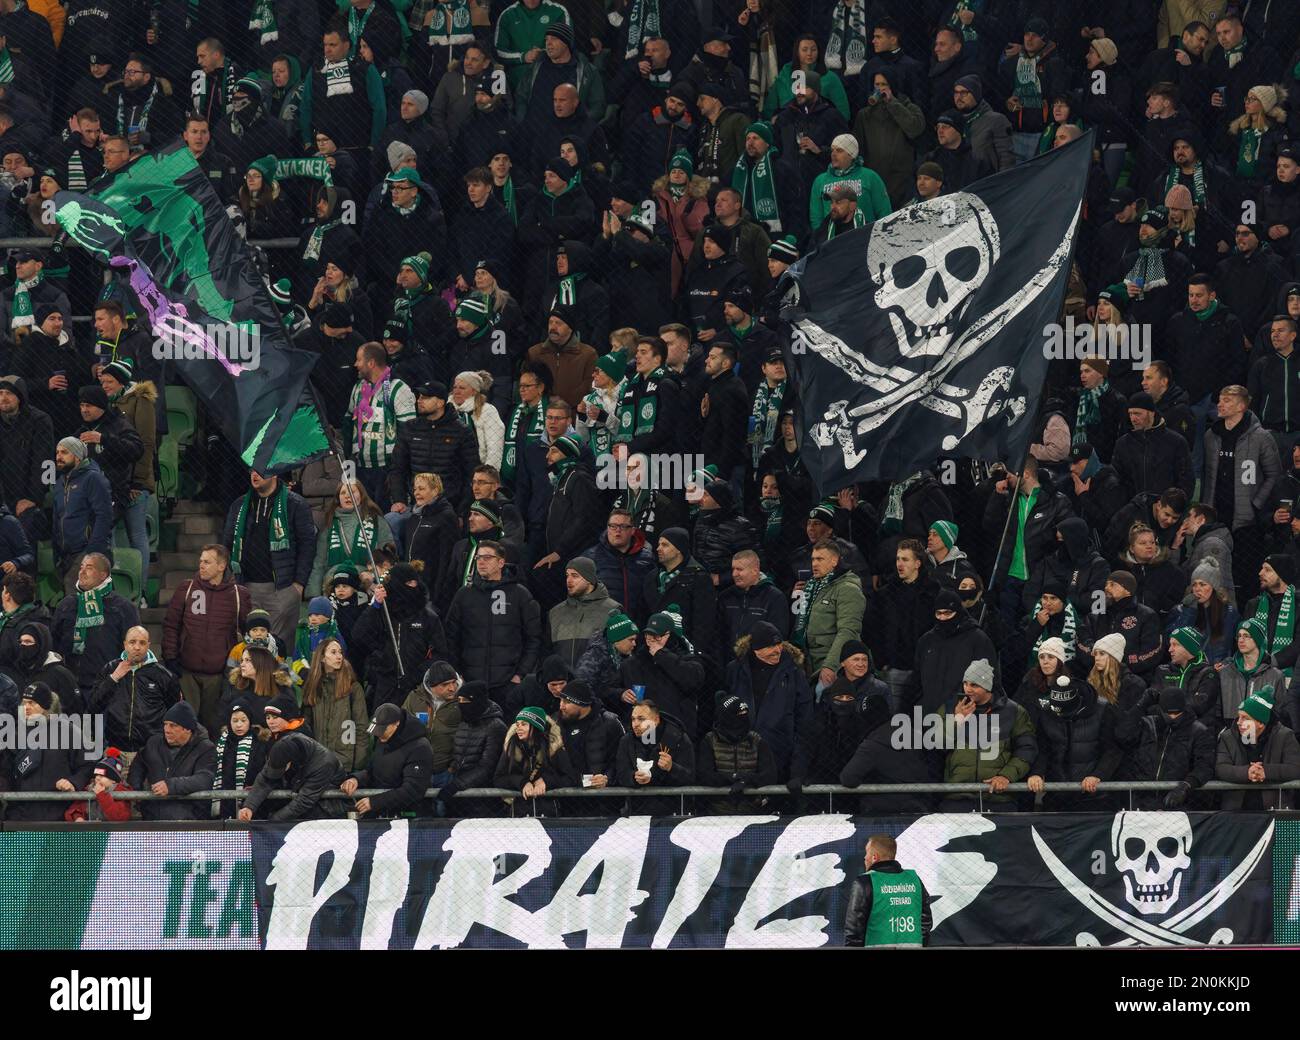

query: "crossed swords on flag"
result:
(1030, 822), (1273, 947)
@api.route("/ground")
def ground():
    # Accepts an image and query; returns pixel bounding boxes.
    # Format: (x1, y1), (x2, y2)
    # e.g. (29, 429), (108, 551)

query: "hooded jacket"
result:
(726, 637), (813, 780)
(53, 458), (113, 560)
(306, 672), (371, 773)
(559, 703), (624, 779)
(350, 710), (435, 817)
(493, 714), (577, 794)
(1030, 682), (1124, 783)
(128, 723), (217, 821)
(6, 622), (77, 711)
(619, 635), (706, 735)
(448, 696), (507, 790)
(241, 731), (346, 821)
(813, 673), (891, 783)
(642, 556), (718, 660)
(982, 481), (1074, 583)
(613, 710), (695, 798)
(913, 594), (999, 713)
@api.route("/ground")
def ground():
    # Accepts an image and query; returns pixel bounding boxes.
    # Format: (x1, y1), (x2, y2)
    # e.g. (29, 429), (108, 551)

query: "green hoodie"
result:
(494, 0), (571, 91)
(808, 157), (892, 231)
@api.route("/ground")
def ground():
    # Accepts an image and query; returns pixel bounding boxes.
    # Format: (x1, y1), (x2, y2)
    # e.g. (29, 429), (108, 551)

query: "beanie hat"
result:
(605, 612), (638, 643)
(1249, 84), (1280, 114)
(455, 292), (492, 329)
(93, 747), (124, 782)
(423, 660), (459, 691)
(1080, 355), (1109, 376)
(1106, 569), (1137, 596)
(541, 656), (572, 686)
(768, 235), (799, 263)
(560, 680), (593, 706)
(552, 430), (584, 460)
(962, 658), (994, 690)
(930, 520), (959, 550)
(469, 498), (502, 528)
(248, 153), (277, 182)
(269, 278), (292, 308)
(566, 556), (597, 586)
(1141, 205), (1169, 230)
(58, 435), (87, 462)
(660, 526), (691, 560)
(1024, 15), (1050, 38)
(21, 681), (52, 710)
(234, 75), (264, 101)
(1037, 637), (1068, 664)
(1158, 686), (1187, 713)
(1241, 690), (1274, 724)
(515, 705), (550, 734)
(102, 357), (134, 387)
(79, 384), (109, 409)
(307, 596), (334, 619)
(954, 74), (983, 102)
(831, 133), (859, 160)
(745, 120), (773, 146)
(1170, 626), (1204, 657)
(1191, 557), (1224, 590)
(916, 160), (944, 180)
(839, 639), (869, 664)
(543, 21), (575, 48)
(387, 140), (417, 171)
(1237, 617), (1268, 649)
(808, 498), (836, 525)
(667, 80), (697, 106)
(164, 700), (199, 730)
(1265, 553), (1298, 586)
(1048, 674), (1081, 714)
(595, 352), (625, 383)
(703, 222), (735, 252)
(1093, 632), (1128, 663)
(245, 609), (272, 633)
(263, 691), (303, 721)
(1040, 578), (1068, 601)
(669, 148), (694, 176)
(750, 620), (782, 650)
(936, 109), (965, 132)
(1164, 184), (1194, 210)
(703, 479), (734, 512)
(1091, 37), (1118, 65)
(1127, 391), (1156, 412)
(400, 251), (432, 283)
(1096, 283), (1128, 315)
(402, 89), (429, 115)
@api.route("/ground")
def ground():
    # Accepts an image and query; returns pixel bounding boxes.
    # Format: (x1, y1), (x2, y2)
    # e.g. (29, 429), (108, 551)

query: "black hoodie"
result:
(912, 591), (998, 713)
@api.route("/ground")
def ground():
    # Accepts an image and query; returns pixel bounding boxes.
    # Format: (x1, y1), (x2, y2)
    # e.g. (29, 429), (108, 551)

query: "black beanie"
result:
(750, 621), (782, 650)
(21, 682), (52, 710)
(79, 384), (110, 410)
(1266, 554), (1298, 586)
(164, 700), (199, 730)
(263, 691), (303, 722)
(935, 589), (963, 614)
(839, 639), (869, 664)
(1158, 686), (1187, 714)
(714, 691), (751, 741)
(660, 526), (691, 560)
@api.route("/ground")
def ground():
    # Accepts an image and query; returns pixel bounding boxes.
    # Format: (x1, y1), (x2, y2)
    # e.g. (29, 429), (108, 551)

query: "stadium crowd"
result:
(0, 0), (1297, 820)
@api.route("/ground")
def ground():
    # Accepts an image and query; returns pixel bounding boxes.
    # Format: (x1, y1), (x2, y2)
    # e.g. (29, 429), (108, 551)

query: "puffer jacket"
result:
(725, 638), (814, 781)
(128, 725), (217, 821)
(548, 581), (620, 669)
(448, 699), (508, 788)
(1116, 708), (1215, 810)
(0, 378), (53, 512)
(619, 637), (706, 736)
(76, 406), (144, 518)
(803, 565), (866, 676)
(114, 380), (158, 492)
(162, 573), (251, 675)
(86, 654), (181, 753)
(584, 530), (656, 622)
(559, 705), (624, 779)
(493, 715), (577, 795)
(350, 710), (435, 817)
(914, 607), (1000, 714)
(445, 567), (543, 688)
(1216, 654), (1286, 730)
(387, 408), (482, 512)
(1110, 418), (1194, 501)
(839, 709), (940, 815)
(306, 672), (371, 773)
(1153, 656), (1221, 723)
(240, 732), (346, 821)
(1216, 721), (1300, 809)
(1030, 684), (1124, 782)
(544, 464), (606, 564)
(1, 719), (95, 821)
(1203, 411), (1282, 530)
(717, 576), (791, 647)
(691, 508), (759, 583)
(613, 711), (695, 795)
(53, 458), (113, 559)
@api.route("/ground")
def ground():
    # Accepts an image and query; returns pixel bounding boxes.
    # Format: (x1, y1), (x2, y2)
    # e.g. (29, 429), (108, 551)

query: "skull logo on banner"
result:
(1112, 810), (1191, 916)
(798, 194), (1079, 466)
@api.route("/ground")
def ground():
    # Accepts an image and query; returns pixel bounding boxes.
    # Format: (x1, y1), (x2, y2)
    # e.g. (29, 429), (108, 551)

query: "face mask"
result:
(830, 698), (858, 717)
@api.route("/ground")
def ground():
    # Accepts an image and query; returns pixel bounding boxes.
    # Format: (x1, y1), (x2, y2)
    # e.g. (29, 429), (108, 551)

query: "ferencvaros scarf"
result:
(75, 576), (113, 654)
(623, 0), (660, 59)
(1164, 161), (1206, 206)
(825, 0), (867, 77)
(10, 270), (41, 330)
(1236, 126), (1264, 179)
(502, 401), (543, 482)
(793, 571), (832, 646)
(880, 472), (924, 534)
(230, 483), (291, 571)
(249, 0), (279, 44)
(1074, 379), (1108, 445)
(327, 514), (378, 569)
(750, 379), (786, 467)
(1013, 51), (1044, 110)
(1254, 586), (1297, 660)
(732, 149), (781, 233)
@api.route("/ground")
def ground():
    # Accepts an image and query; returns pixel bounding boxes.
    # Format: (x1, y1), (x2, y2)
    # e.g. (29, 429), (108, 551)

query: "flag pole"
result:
(978, 445), (1033, 629)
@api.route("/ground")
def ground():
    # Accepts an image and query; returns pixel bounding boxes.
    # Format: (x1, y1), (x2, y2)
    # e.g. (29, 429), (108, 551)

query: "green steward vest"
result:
(863, 868), (923, 946)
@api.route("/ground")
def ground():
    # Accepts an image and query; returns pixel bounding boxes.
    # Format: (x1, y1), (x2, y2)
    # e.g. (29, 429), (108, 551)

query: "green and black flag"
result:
(54, 141), (330, 474)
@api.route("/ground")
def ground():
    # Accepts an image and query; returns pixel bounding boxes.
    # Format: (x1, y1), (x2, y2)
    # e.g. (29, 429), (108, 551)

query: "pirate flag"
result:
(53, 141), (330, 475)
(777, 132), (1093, 492)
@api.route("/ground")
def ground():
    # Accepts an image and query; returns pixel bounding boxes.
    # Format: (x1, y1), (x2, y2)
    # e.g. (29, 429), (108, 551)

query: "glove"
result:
(729, 780), (747, 797)
(1163, 781), (1190, 810)
(437, 777), (464, 800)
(786, 777), (804, 796)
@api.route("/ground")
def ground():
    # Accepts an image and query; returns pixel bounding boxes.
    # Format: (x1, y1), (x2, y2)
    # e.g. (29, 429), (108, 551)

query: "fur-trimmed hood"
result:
(120, 379), (158, 403)
(502, 714), (565, 757)
(226, 665), (296, 691)
(732, 634), (805, 666)
(652, 173), (710, 199)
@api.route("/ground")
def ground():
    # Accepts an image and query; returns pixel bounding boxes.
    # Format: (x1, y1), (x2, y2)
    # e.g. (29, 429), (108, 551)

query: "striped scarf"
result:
(793, 572), (831, 645)
(1074, 380), (1107, 445)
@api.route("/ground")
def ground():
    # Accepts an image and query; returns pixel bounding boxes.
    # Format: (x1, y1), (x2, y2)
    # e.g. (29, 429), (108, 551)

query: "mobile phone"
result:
(797, 568), (811, 582)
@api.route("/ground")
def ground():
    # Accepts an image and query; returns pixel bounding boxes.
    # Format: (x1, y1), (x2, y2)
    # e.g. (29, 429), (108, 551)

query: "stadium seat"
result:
(158, 436), (180, 503)
(36, 541), (59, 606)
(110, 547), (142, 605)
(165, 386), (198, 447)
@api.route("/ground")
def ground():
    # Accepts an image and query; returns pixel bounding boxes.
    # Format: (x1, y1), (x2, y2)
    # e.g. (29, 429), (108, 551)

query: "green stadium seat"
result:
(36, 541), (60, 606)
(146, 490), (160, 555)
(165, 386), (197, 447)
(158, 437), (179, 503)
(110, 547), (142, 605)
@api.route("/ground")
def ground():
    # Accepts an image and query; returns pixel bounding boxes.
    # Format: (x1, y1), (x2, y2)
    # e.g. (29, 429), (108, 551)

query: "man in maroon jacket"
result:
(163, 543), (251, 735)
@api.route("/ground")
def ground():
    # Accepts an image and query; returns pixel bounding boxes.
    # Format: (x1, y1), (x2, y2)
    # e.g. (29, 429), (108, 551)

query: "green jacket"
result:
(307, 673), (371, 773)
(937, 695), (1035, 800)
(808, 157), (892, 231)
(401, 686), (462, 772)
(804, 567), (865, 675)
(494, 0), (572, 92)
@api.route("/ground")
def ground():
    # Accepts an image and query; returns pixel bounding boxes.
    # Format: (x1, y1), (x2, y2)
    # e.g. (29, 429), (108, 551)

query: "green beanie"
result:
(1238, 617), (1268, 650)
(745, 120), (774, 146)
(1170, 626), (1204, 658)
(553, 431), (584, 460)
(248, 154), (277, 182)
(670, 148), (694, 176)
(1240, 691), (1273, 725)
(269, 278), (292, 308)
(455, 292), (491, 329)
(515, 705), (550, 733)
(595, 352), (625, 383)
(1097, 282), (1128, 316)
(401, 252), (432, 283)
(605, 612), (637, 643)
(930, 520), (959, 550)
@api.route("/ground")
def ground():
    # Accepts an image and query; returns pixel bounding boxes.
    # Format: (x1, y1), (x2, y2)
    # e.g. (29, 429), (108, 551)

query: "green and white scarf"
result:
(880, 472), (924, 535)
(732, 150), (781, 233)
(347, 2), (375, 47)
(327, 514), (379, 570)
(760, 497), (783, 546)
(622, 0), (661, 59)
(615, 368), (666, 442)
(427, 0), (474, 45)
(1236, 126), (1264, 179)
(1254, 587), (1297, 659)
(116, 81), (158, 135)
(825, 209), (867, 239)
(1164, 161), (1206, 207)
(1224, 37), (1247, 69)
(276, 157), (333, 186)
(1030, 600), (1077, 662)
(1013, 51), (1044, 110)
(460, 529), (500, 585)
(74, 576), (113, 654)
(824, 0), (867, 77)
(249, 0), (279, 44)
(793, 571), (832, 646)
(230, 483), (292, 573)
(549, 455), (578, 488)
(750, 379), (786, 467)
(0, 602), (36, 641)
(321, 59), (355, 97)
(0, 46), (14, 85)
(1074, 379), (1107, 445)
(502, 402), (543, 482)
(303, 216), (343, 261)
(555, 272), (583, 306)
(212, 730), (254, 816)
(9, 270), (41, 330)
(1124, 245), (1168, 294)
(950, 1), (978, 43)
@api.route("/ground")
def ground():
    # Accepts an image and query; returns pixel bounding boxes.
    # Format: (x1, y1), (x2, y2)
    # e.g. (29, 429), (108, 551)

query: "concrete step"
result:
(141, 607), (168, 625)
(158, 552), (196, 574)
(145, 624), (164, 648)
(179, 514), (221, 536)
(171, 499), (222, 517)
(175, 531), (218, 553)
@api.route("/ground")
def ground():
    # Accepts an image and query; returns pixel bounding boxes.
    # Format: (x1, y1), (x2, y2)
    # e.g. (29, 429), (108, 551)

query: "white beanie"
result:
(1248, 84), (1283, 116)
(831, 133), (859, 160)
(1093, 633), (1127, 664)
(1037, 637), (1068, 665)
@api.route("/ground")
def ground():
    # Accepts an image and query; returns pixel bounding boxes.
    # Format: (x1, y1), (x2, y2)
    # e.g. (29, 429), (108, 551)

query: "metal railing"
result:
(6, 780), (1298, 818)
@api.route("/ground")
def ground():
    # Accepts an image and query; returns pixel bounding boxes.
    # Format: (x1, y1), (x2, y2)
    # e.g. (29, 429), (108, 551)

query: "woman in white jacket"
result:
(452, 370), (505, 471)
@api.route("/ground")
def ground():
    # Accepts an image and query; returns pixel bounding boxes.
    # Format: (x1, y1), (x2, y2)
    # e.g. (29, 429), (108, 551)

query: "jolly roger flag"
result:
(52, 142), (330, 474)
(777, 132), (1094, 491)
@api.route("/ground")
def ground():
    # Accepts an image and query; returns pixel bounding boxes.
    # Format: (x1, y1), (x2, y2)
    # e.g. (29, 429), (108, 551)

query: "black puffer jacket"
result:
(691, 508), (758, 583)
(1030, 684), (1124, 783)
(448, 699), (507, 788)
(387, 409), (482, 512)
(349, 710), (435, 818)
(642, 558), (718, 660)
(983, 483), (1075, 582)
(618, 638), (706, 736)
(559, 706), (625, 778)
(445, 567), (543, 688)
(351, 582), (448, 709)
(406, 497), (459, 601)
(1117, 708), (1215, 810)
(1, 719), (95, 821)
(839, 700), (938, 815)
(613, 711), (696, 794)
(1110, 420), (1194, 502)
(86, 656), (182, 753)
(544, 464), (606, 565)
(1153, 658), (1222, 722)
(242, 732), (346, 821)
(1025, 516), (1109, 618)
(913, 600), (999, 713)
(128, 726), (217, 821)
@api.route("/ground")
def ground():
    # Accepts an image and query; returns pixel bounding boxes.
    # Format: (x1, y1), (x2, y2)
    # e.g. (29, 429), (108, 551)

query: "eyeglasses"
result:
(607, 522), (633, 530)
(519, 381), (541, 390)
(124, 67), (145, 76)
(477, 554), (501, 562)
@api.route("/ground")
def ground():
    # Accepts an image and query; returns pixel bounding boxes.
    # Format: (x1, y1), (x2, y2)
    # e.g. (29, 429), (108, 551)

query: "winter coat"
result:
(545, 464), (606, 563)
(1216, 722), (1300, 809)
(526, 335), (598, 410)
(695, 728), (779, 814)
(1031, 686), (1124, 785)
(691, 508), (759, 583)
(867, 574), (938, 672)
(1067, 382), (1129, 464)
(128, 726), (217, 821)
(445, 568), (543, 688)
(1165, 303), (1248, 405)
(1111, 420), (1194, 501)
(642, 558), (718, 660)
(718, 577), (791, 647)
(162, 573), (251, 676)
(387, 408), (482, 512)
(914, 606), (1000, 714)
(1204, 411), (1282, 530)
(306, 672), (371, 773)
(982, 484), (1075, 582)
(1083, 594), (1164, 676)
(921, 139), (989, 193)
(1214, 247), (1289, 352)
(112, 380), (157, 493)
(613, 711), (695, 808)
(852, 92), (930, 202)
(584, 531), (657, 622)
(772, 96), (848, 210)
(222, 487), (318, 591)
(1102, 492), (1181, 561)
(653, 174), (710, 295)
(493, 715), (577, 796)
(960, 99), (1015, 175)
(726, 638), (814, 780)
(1116, 708), (1215, 809)
(1154, 657), (1222, 723)
(803, 565), (867, 676)
(626, 107), (699, 192)
(351, 711), (435, 818)
(401, 688), (461, 772)
(352, 591), (448, 709)
(684, 254), (748, 338)
(548, 582), (620, 670)
(0, 720), (95, 822)
(938, 693), (1037, 802)
(558, 705), (624, 779)
(406, 497), (459, 603)
(1216, 654), (1286, 730)
(448, 700), (507, 789)
(594, 227), (672, 335)
(700, 367), (750, 476)
(839, 717), (940, 814)
(51, 590), (140, 693)
(86, 656), (181, 754)
(53, 458), (113, 560)
(619, 637), (706, 735)
(241, 732), (346, 821)
(695, 107), (750, 183)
